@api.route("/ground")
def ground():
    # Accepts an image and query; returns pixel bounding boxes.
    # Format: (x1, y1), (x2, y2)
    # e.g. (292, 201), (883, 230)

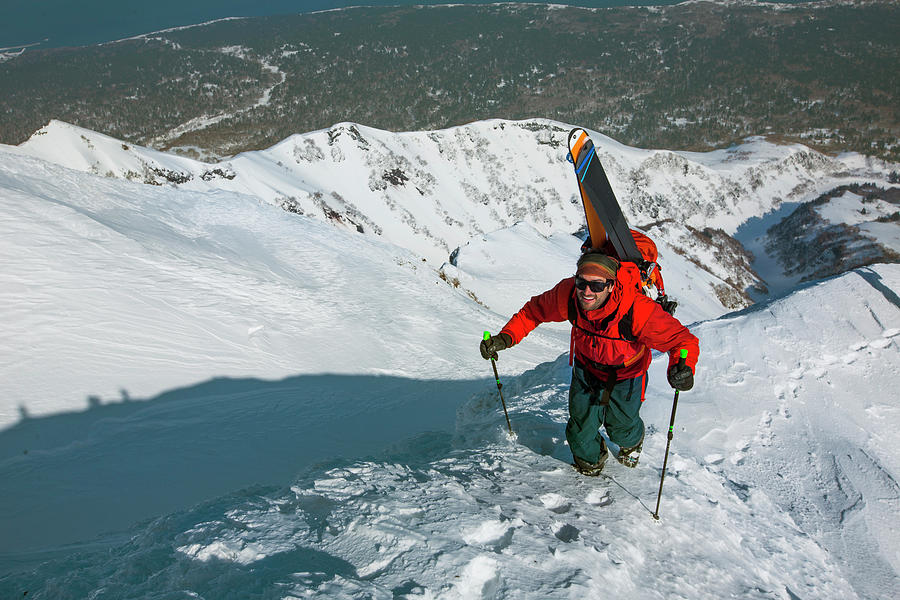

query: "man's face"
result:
(575, 274), (613, 311)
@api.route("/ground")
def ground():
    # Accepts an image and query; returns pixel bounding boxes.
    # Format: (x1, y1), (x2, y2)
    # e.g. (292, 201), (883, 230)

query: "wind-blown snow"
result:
(1, 122), (899, 598)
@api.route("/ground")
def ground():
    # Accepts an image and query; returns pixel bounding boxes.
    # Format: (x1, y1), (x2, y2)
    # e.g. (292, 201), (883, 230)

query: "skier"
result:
(480, 251), (699, 475)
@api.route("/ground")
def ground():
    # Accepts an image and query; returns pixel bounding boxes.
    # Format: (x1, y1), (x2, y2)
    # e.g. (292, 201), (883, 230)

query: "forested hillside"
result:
(1, 1), (897, 160)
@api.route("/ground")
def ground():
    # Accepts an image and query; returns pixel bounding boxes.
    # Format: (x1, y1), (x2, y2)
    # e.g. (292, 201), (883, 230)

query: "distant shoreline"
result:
(104, 16), (250, 46)
(0, 0), (684, 51)
(0, 41), (43, 52)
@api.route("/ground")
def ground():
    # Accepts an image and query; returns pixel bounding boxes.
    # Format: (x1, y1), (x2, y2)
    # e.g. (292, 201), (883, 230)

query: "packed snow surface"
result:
(1, 121), (899, 598)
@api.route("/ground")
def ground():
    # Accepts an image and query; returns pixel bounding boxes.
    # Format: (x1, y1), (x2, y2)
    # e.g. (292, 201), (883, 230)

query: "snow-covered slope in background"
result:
(765, 185), (900, 286)
(2, 126), (790, 432)
(0, 144), (571, 564)
(0, 145), (576, 432)
(2, 122), (899, 597)
(15, 119), (898, 307)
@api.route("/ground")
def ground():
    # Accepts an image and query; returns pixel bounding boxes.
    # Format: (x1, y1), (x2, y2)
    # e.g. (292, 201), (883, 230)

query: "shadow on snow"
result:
(0, 371), (499, 573)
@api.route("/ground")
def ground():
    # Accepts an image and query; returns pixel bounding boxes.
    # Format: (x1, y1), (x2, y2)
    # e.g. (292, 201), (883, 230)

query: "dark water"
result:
(1, 0), (682, 50)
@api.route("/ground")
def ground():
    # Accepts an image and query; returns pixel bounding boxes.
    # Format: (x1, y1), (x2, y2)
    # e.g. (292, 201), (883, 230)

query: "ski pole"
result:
(483, 331), (513, 435)
(653, 348), (688, 521)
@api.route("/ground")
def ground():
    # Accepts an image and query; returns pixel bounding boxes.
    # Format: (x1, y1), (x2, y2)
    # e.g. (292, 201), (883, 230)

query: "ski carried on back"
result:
(567, 127), (676, 314)
(567, 128), (641, 261)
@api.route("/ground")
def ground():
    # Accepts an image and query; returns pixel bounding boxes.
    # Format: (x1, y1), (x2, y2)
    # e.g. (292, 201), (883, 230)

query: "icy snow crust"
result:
(1, 122), (899, 597)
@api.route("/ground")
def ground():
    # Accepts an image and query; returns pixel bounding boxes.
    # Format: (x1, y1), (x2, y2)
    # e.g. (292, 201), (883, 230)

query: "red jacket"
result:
(500, 272), (699, 383)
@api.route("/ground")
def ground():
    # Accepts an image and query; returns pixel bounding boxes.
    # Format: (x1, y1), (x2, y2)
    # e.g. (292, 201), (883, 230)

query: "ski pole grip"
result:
(678, 348), (688, 368)
(483, 331), (498, 363)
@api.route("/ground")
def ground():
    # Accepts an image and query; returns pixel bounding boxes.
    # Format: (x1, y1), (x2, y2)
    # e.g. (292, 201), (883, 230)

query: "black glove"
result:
(480, 333), (512, 360)
(657, 294), (677, 315)
(667, 363), (694, 391)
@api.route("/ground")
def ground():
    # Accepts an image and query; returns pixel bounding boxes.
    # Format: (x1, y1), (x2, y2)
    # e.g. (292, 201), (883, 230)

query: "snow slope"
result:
(3, 252), (898, 597)
(683, 266), (900, 598)
(0, 144), (565, 564)
(1, 124), (899, 598)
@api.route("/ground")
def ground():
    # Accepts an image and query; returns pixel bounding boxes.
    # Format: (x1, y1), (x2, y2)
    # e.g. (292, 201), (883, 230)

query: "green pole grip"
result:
(483, 331), (499, 369)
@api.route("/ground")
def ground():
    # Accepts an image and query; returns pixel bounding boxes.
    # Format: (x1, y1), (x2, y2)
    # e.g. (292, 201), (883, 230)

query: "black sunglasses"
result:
(574, 276), (613, 292)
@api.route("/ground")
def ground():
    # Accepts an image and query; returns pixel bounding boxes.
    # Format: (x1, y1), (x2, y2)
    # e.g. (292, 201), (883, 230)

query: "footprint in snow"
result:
(704, 454), (725, 466)
(723, 361), (752, 386)
(847, 329), (897, 356)
(842, 351), (860, 365)
(730, 440), (751, 466)
(870, 337), (894, 349)
(553, 522), (580, 543)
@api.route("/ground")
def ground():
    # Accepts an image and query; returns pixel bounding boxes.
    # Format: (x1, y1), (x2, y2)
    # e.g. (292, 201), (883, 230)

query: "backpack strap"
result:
(568, 292), (636, 342)
(598, 365), (618, 406)
(572, 358), (619, 406)
(619, 305), (636, 342)
(568, 288), (648, 384)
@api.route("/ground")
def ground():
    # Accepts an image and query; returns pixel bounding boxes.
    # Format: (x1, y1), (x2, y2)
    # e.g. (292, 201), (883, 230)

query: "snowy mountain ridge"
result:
(15, 119), (898, 310)
(765, 184), (900, 283)
(1, 121), (899, 598)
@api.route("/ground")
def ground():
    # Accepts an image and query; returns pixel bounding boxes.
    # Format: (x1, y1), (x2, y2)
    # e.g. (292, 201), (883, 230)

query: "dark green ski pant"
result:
(566, 364), (646, 464)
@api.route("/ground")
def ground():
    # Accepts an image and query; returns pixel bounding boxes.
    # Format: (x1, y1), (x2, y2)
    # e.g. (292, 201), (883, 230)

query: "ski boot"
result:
(572, 448), (608, 476)
(615, 435), (643, 468)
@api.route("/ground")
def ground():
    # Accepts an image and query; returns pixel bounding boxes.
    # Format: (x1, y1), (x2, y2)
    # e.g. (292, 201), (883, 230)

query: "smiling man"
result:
(480, 251), (699, 475)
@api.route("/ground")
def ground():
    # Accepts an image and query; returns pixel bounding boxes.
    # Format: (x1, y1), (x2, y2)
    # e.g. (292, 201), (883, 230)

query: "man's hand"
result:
(667, 363), (694, 391)
(480, 333), (512, 360)
(657, 294), (677, 315)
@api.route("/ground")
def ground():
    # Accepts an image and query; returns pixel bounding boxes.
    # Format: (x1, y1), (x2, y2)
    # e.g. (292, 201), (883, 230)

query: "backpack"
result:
(630, 230), (665, 296)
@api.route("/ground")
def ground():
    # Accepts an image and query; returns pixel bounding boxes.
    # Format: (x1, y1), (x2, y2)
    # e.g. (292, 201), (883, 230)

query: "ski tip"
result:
(568, 128), (591, 158)
(568, 127), (588, 147)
